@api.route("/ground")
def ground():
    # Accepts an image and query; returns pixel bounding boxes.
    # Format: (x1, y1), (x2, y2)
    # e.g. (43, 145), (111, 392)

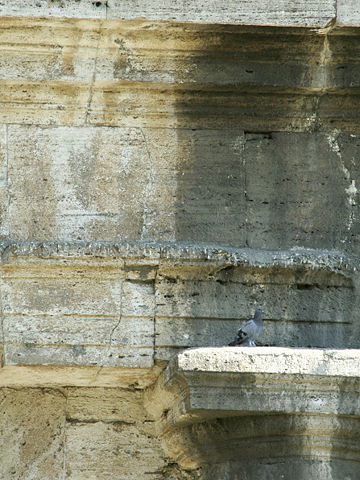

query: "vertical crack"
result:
(109, 278), (123, 346)
(5, 124), (9, 240)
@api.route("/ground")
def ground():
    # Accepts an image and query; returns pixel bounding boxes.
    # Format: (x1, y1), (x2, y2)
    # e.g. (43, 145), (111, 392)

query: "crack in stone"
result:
(109, 280), (123, 346)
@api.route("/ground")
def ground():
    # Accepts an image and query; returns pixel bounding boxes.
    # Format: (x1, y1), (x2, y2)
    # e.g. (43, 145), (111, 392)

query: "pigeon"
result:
(229, 307), (264, 346)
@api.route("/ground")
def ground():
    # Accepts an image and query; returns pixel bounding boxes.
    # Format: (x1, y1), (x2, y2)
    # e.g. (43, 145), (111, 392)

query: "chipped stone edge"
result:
(0, 1), (358, 28)
(0, 1), (338, 28)
(0, 241), (357, 276)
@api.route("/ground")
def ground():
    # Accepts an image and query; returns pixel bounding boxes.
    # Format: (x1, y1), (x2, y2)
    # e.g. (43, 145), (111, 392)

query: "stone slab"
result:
(0, 0), (336, 26)
(175, 346), (360, 377)
(107, 0), (336, 27)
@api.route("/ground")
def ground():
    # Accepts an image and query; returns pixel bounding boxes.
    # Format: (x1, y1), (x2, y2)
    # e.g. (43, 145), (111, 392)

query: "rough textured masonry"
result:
(0, 1), (360, 479)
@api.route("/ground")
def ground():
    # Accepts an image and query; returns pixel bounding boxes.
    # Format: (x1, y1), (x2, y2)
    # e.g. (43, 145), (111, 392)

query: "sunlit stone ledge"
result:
(148, 347), (360, 427)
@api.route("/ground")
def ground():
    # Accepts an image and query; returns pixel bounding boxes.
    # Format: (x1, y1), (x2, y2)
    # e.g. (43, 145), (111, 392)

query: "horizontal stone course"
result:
(0, 241), (358, 369)
(0, 0), (338, 26)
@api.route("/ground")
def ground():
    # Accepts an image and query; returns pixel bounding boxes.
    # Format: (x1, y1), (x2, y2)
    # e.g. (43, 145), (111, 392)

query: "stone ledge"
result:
(0, 241), (356, 279)
(0, 2), (359, 28)
(147, 347), (360, 427)
(1, 0), (359, 28)
(0, 0), (337, 27)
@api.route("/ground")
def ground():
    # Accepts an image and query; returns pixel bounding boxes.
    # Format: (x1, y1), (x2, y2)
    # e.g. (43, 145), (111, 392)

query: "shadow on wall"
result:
(169, 413), (360, 480)
(167, 23), (360, 352)
(172, 25), (360, 253)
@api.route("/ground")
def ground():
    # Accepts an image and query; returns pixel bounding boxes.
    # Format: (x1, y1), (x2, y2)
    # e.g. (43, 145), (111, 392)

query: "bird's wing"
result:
(236, 319), (258, 342)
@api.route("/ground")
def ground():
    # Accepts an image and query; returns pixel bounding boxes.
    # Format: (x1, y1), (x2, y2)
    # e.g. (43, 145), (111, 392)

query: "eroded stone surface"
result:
(0, 388), (66, 479)
(145, 347), (360, 477)
(0, 19), (359, 131)
(0, 385), (190, 480)
(0, 242), (358, 369)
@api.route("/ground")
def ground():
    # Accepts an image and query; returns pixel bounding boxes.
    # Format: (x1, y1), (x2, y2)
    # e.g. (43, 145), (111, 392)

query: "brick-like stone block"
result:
(0, 388), (66, 480)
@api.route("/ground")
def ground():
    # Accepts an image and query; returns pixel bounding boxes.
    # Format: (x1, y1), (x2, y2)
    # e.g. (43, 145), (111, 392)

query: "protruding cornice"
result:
(147, 346), (360, 427)
(0, 241), (356, 284)
(145, 347), (360, 469)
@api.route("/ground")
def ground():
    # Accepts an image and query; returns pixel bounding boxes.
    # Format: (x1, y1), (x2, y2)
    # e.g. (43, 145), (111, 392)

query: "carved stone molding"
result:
(146, 347), (360, 477)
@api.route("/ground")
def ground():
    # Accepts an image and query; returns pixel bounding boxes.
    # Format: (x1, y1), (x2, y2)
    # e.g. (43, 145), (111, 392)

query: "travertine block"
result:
(5, 344), (154, 367)
(1, 263), (156, 367)
(0, 388), (66, 480)
(1, 276), (122, 316)
(7, 125), (150, 241)
(66, 387), (146, 422)
(65, 422), (164, 479)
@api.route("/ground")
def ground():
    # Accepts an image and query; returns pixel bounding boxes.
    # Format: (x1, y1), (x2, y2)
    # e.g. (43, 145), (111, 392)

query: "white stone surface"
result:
(337, 0), (360, 26)
(0, 0), (337, 27)
(107, 0), (336, 26)
(151, 347), (360, 426)
(0, 0), (106, 18)
(176, 346), (360, 377)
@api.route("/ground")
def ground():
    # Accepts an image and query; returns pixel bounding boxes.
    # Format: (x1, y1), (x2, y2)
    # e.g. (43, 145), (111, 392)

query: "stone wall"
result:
(0, 1), (360, 479)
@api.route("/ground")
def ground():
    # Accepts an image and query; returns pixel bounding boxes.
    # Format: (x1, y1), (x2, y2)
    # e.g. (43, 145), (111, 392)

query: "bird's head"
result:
(255, 306), (265, 314)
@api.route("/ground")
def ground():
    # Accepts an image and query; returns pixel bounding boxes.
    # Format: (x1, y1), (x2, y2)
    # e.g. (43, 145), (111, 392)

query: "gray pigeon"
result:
(229, 307), (264, 346)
